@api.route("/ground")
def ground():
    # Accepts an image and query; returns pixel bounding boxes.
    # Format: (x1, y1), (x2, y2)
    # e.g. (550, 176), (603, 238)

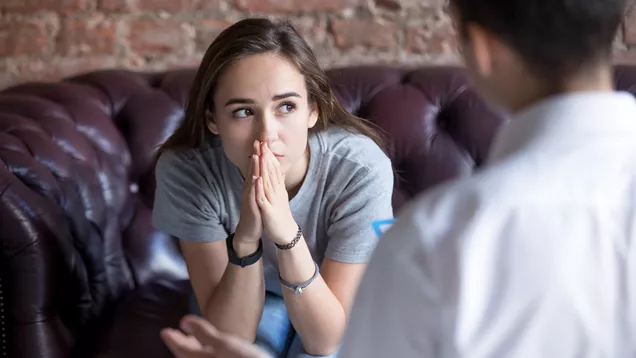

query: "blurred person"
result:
(340, 0), (636, 357)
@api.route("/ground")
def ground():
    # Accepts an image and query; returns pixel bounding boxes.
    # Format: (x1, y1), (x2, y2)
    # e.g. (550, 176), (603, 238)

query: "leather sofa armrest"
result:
(1, 170), (75, 358)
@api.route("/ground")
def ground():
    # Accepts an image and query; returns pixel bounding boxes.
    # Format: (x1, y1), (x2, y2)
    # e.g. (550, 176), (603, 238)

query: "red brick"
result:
(128, 19), (192, 56)
(329, 19), (397, 51)
(137, 0), (185, 11)
(234, 0), (361, 13)
(400, 0), (445, 10)
(623, 6), (636, 46)
(195, 19), (232, 52)
(15, 60), (53, 81)
(118, 53), (147, 69)
(138, 0), (222, 11)
(97, 0), (133, 12)
(191, 0), (223, 10)
(150, 54), (205, 70)
(292, 18), (327, 47)
(56, 57), (118, 77)
(57, 17), (117, 56)
(0, 60), (15, 90)
(1, 0), (87, 14)
(0, 18), (51, 57)
(375, 0), (401, 11)
(405, 21), (456, 55)
(14, 57), (118, 83)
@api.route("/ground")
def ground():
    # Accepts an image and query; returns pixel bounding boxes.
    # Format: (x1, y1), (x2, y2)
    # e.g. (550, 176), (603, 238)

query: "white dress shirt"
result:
(339, 92), (636, 358)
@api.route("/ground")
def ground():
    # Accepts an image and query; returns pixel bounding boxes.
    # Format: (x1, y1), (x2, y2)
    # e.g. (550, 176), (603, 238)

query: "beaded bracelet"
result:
(275, 225), (302, 250)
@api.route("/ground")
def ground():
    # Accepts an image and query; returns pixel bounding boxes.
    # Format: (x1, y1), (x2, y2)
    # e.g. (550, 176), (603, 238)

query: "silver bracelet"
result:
(279, 262), (320, 295)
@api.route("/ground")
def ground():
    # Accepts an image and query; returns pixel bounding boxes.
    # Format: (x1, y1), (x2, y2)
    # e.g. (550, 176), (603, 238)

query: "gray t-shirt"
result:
(152, 125), (394, 294)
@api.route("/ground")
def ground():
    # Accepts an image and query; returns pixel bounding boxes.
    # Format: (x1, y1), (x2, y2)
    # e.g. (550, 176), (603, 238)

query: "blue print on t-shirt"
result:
(372, 218), (396, 238)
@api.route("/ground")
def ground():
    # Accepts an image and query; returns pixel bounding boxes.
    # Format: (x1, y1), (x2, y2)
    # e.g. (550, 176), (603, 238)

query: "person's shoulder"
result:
(393, 159), (530, 249)
(317, 125), (391, 171)
(394, 171), (489, 245)
(406, 175), (479, 217)
(155, 136), (224, 175)
(155, 147), (202, 177)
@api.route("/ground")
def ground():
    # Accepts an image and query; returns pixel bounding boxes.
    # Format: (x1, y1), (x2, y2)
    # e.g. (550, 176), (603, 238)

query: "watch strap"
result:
(226, 233), (263, 268)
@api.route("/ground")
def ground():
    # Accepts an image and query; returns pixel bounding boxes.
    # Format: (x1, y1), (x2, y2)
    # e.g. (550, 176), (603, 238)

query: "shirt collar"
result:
(486, 91), (636, 165)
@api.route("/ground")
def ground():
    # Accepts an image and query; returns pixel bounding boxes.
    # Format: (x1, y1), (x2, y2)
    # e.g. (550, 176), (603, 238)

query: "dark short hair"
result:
(450, 0), (629, 78)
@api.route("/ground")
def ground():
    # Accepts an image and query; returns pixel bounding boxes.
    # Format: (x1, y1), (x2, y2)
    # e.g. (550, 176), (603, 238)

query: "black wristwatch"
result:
(226, 233), (263, 268)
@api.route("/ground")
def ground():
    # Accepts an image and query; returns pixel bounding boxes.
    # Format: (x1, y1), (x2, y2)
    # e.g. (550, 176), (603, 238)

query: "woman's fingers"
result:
(252, 154), (260, 182)
(244, 155), (258, 194)
(253, 140), (261, 162)
(263, 142), (283, 188)
(248, 155), (260, 210)
(253, 142), (285, 204)
(249, 140), (261, 198)
(259, 143), (270, 187)
(263, 143), (280, 201)
(255, 176), (270, 211)
(258, 144), (273, 203)
(254, 142), (261, 178)
(264, 143), (279, 187)
(243, 154), (254, 191)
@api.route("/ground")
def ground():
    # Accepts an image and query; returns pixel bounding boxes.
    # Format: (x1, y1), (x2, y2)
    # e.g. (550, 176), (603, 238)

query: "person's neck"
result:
(284, 144), (311, 199)
(508, 64), (614, 114)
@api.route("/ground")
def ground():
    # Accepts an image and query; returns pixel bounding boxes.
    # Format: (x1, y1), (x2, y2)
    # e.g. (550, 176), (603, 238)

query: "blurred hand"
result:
(161, 315), (272, 358)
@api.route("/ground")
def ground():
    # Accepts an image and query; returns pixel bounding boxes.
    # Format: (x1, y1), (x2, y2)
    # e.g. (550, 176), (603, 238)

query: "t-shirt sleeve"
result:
(324, 155), (395, 263)
(151, 150), (228, 242)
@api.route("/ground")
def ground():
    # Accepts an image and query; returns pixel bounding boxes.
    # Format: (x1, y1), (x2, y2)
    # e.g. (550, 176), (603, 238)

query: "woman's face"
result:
(209, 52), (319, 180)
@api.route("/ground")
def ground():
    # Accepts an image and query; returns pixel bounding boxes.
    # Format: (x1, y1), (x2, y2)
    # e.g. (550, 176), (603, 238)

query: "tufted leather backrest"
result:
(2, 65), (636, 357)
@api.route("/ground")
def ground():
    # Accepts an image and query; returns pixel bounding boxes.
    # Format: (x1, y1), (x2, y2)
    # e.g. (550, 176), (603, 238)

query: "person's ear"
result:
(464, 23), (502, 78)
(206, 109), (220, 135)
(308, 102), (319, 129)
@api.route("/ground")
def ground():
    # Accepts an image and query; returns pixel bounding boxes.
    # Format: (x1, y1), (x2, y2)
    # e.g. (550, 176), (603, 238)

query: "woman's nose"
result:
(257, 114), (278, 143)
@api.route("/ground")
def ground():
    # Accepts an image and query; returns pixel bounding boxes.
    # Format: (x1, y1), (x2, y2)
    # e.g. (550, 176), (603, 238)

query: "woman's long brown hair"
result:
(156, 18), (385, 156)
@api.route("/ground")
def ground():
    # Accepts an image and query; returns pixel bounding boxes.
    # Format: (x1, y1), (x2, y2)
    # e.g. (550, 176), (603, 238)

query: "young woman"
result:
(152, 18), (394, 358)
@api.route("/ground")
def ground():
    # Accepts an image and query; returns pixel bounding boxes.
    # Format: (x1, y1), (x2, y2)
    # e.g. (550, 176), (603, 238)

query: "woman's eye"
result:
(232, 108), (253, 118)
(279, 103), (296, 114)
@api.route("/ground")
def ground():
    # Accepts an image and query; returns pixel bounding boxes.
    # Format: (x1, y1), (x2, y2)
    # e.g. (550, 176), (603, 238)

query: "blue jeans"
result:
(189, 292), (339, 358)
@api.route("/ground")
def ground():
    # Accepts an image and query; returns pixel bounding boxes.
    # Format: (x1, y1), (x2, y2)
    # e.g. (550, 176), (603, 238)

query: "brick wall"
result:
(1, 0), (635, 89)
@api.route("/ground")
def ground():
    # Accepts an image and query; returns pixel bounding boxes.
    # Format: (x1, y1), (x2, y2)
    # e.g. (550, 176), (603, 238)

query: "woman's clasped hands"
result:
(234, 140), (299, 249)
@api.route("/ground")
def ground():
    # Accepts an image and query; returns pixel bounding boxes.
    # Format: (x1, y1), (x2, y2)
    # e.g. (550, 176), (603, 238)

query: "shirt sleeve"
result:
(151, 150), (228, 242)
(324, 155), (395, 264)
(337, 208), (447, 358)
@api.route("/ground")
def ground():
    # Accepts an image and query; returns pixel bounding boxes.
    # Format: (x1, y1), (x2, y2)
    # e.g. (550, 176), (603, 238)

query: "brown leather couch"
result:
(2, 65), (635, 357)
